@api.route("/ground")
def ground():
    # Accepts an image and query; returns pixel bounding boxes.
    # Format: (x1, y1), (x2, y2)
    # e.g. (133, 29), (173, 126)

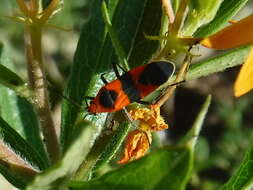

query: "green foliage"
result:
(0, 0), (252, 189)
(0, 43), (25, 90)
(60, 0), (155, 150)
(219, 146), (253, 190)
(70, 147), (192, 190)
(194, 0), (250, 37)
(0, 44), (49, 164)
(69, 95), (211, 190)
(182, 0), (224, 36)
(0, 116), (47, 188)
(26, 121), (97, 190)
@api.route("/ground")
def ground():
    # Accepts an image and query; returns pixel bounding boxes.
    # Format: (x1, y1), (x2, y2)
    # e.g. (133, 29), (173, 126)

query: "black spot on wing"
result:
(139, 61), (175, 86)
(99, 88), (118, 108)
(119, 72), (141, 102)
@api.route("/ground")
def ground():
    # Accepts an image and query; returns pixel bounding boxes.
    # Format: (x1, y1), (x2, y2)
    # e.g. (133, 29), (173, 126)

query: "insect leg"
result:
(137, 100), (153, 105)
(101, 73), (109, 84)
(112, 62), (127, 78)
(84, 96), (94, 107)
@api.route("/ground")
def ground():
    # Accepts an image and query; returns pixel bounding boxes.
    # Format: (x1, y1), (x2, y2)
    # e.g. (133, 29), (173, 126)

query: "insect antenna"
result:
(47, 80), (84, 110)
(112, 62), (128, 78)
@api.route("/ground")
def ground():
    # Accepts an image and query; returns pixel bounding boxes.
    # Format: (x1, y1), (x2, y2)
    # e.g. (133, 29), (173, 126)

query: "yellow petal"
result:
(201, 14), (253, 49)
(234, 47), (253, 97)
(129, 107), (168, 131)
(118, 130), (150, 164)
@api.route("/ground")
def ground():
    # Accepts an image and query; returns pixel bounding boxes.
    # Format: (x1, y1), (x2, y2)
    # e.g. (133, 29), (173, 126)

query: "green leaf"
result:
(194, 0), (249, 37)
(61, 0), (154, 151)
(26, 121), (97, 190)
(146, 45), (251, 102)
(163, 45), (251, 86)
(219, 146), (253, 190)
(186, 45), (251, 81)
(93, 122), (130, 171)
(74, 121), (131, 180)
(181, 0), (224, 36)
(0, 44), (49, 165)
(0, 43), (26, 92)
(128, 0), (162, 68)
(60, 0), (109, 151)
(70, 147), (192, 190)
(0, 116), (47, 188)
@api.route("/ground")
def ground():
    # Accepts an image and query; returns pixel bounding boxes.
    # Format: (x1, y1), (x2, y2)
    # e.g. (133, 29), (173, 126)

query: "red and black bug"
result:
(87, 61), (175, 113)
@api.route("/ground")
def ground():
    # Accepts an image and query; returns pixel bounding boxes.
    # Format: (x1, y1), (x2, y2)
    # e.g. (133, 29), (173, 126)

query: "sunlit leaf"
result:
(70, 147), (192, 190)
(0, 43), (49, 164)
(219, 146), (253, 190)
(182, 0), (223, 36)
(194, 0), (249, 37)
(26, 121), (97, 190)
(0, 117), (47, 188)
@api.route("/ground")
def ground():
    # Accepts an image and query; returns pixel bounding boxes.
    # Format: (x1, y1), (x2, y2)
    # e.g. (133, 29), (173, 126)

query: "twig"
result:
(170, 0), (189, 36)
(24, 24), (60, 164)
(153, 50), (192, 108)
(162, 0), (175, 24)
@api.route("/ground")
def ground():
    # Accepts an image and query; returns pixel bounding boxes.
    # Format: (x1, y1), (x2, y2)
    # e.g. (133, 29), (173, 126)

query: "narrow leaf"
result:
(175, 95), (211, 189)
(187, 95), (211, 149)
(26, 121), (97, 190)
(0, 43), (49, 165)
(0, 43), (31, 99)
(0, 117), (47, 188)
(74, 121), (131, 180)
(219, 146), (253, 190)
(145, 45), (251, 103)
(93, 122), (130, 171)
(194, 0), (249, 37)
(181, 0), (223, 36)
(180, 95), (212, 149)
(161, 45), (251, 88)
(70, 147), (192, 190)
(128, 0), (162, 68)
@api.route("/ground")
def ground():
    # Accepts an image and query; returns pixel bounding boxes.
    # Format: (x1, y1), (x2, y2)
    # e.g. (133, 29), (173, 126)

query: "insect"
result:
(87, 61), (175, 113)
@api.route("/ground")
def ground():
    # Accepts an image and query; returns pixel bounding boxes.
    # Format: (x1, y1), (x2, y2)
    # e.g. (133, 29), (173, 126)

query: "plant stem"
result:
(154, 51), (191, 108)
(170, 0), (189, 36)
(25, 24), (60, 164)
(162, 0), (175, 23)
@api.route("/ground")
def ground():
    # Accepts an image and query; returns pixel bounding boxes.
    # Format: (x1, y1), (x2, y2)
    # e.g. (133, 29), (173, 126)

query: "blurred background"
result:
(0, 1), (252, 189)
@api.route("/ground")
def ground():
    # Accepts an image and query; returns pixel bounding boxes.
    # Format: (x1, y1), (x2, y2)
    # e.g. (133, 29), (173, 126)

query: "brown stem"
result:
(162, 0), (175, 24)
(154, 52), (192, 108)
(169, 0), (189, 36)
(25, 24), (60, 164)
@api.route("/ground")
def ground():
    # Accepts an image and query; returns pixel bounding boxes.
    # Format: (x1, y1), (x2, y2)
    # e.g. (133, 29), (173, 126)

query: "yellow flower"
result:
(118, 129), (151, 164)
(201, 15), (253, 50)
(234, 48), (253, 97)
(118, 107), (169, 164)
(201, 14), (253, 97)
(129, 107), (168, 131)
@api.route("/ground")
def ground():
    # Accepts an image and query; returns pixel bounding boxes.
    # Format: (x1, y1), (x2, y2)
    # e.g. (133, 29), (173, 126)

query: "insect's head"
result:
(84, 96), (97, 114)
